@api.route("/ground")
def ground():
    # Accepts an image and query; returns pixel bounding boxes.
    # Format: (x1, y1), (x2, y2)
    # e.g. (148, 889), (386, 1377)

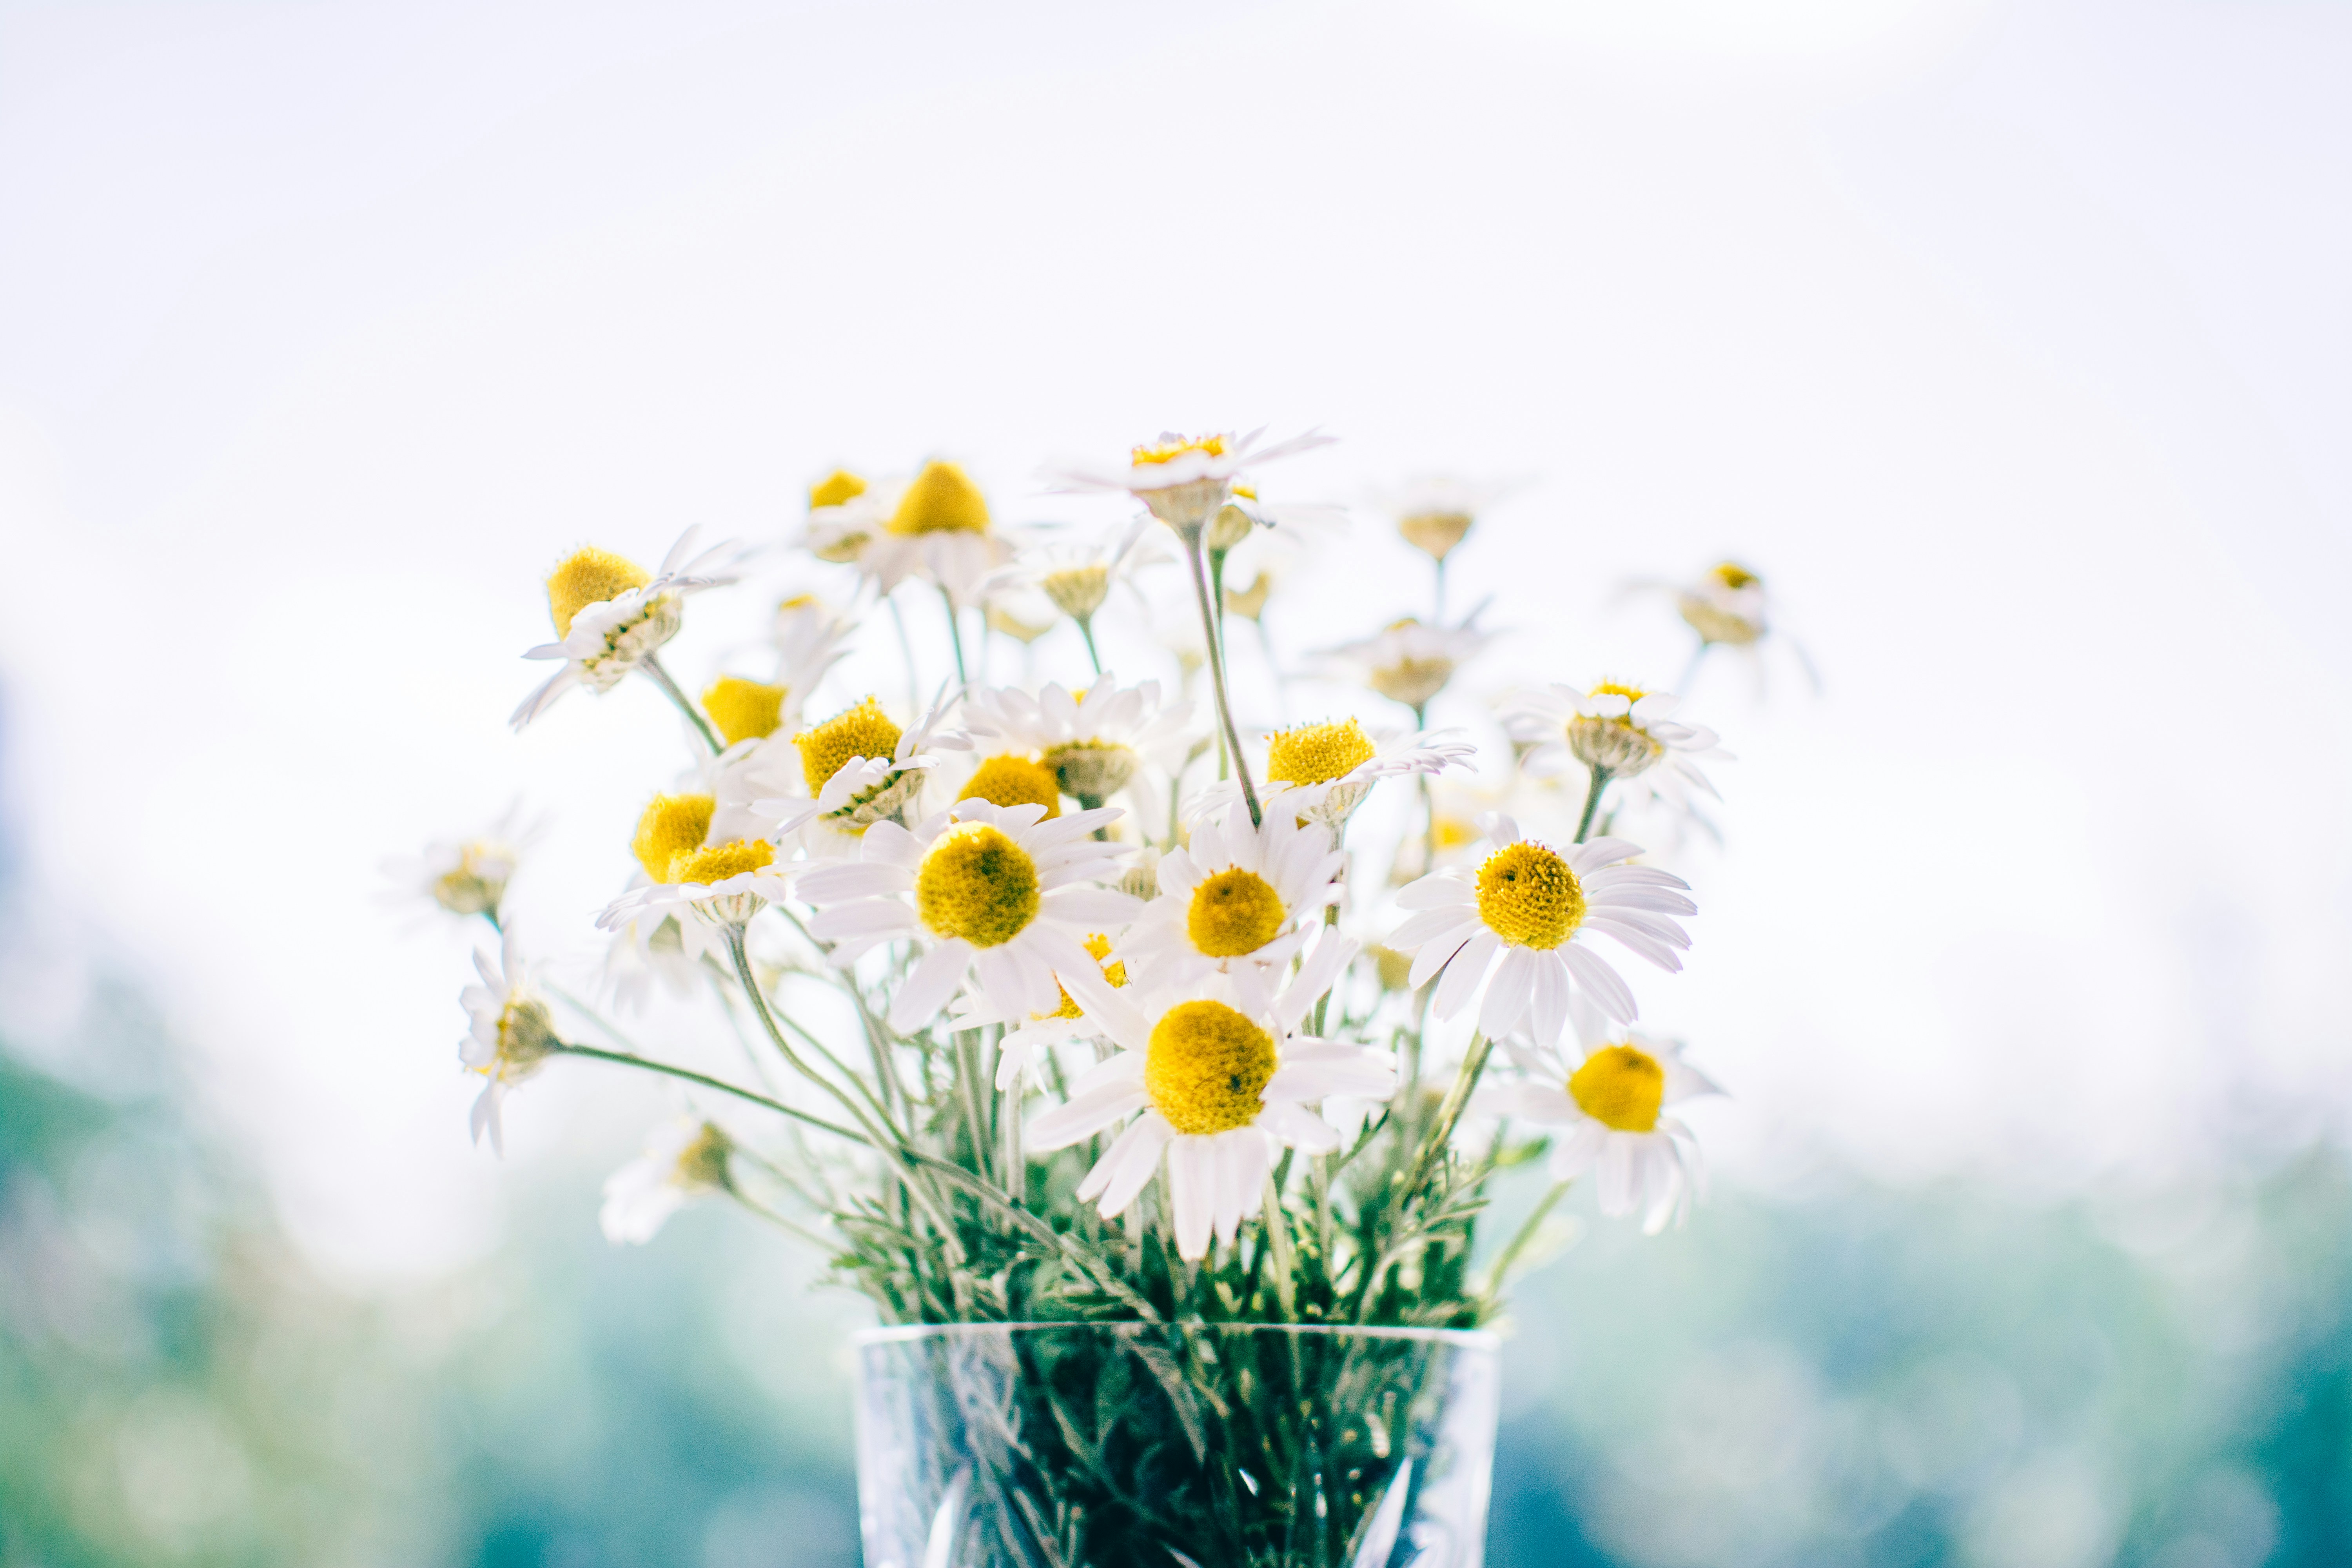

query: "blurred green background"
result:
(7, 947), (2345, 1566)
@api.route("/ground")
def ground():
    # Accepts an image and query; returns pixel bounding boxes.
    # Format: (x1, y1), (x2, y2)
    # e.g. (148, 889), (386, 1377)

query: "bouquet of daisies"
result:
(420, 429), (1788, 1566)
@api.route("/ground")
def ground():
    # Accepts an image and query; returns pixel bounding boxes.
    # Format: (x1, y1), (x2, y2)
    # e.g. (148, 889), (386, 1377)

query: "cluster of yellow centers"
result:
(888, 461), (990, 536)
(1034, 933), (1127, 1022)
(1145, 1000), (1276, 1134)
(545, 546), (652, 637)
(1475, 841), (1586, 949)
(961, 754), (1062, 819)
(915, 822), (1040, 948)
(1130, 434), (1228, 467)
(671, 838), (775, 886)
(795, 697), (903, 794)
(701, 676), (787, 748)
(633, 794), (715, 882)
(809, 470), (867, 510)
(1568, 1044), (1665, 1133)
(1187, 868), (1287, 958)
(1265, 717), (1377, 788)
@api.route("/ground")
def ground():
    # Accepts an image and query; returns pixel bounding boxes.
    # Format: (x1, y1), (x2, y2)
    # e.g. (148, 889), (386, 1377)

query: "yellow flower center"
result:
(1568, 1045), (1665, 1133)
(915, 822), (1040, 949)
(809, 470), (867, 510)
(795, 697), (904, 793)
(495, 996), (559, 1071)
(1265, 717), (1377, 787)
(701, 676), (788, 747)
(1145, 999), (1276, 1136)
(675, 1123), (733, 1188)
(632, 793), (715, 882)
(1590, 681), (1649, 704)
(671, 838), (774, 885)
(1131, 434), (1229, 467)
(1187, 868), (1287, 958)
(1036, 933), (1128, 1021)
(960, 753), (1061, 819)
(1475, 840), (1585, 949)
(546, 546), (652, 637)
(1711, 561), (1759, 590)
(888, 461), (991, 535)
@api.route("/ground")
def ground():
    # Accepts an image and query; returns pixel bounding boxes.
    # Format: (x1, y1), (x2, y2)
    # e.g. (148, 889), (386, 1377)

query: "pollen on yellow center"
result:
(960, 753), (1061, 819)
(1712, 561), (1759, 590)
(915, 822), (1040, 949)
(546, 546), (652, 637)
(701, 676), (788, 747)
(1187, 868), (1287, 958)
(888, 461), (990, 536)
(671, 837), (774, 885)
(1036, 933), (1127, 1021)
(1131, 434), (1228, 467)
(1568, 1045), (1665, 1133)
(795, 697), (903, 793)
(1145, 999), (1275, 1135)
(632, 793), (715, 882)
(1475, 840), (1585, 950)
(810, 470), (867, 510)
(1265, 717), (1378, 788)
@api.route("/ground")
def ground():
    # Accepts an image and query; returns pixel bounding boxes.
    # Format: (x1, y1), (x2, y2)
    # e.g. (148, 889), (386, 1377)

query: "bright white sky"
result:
(1, 0), (2347, 1279)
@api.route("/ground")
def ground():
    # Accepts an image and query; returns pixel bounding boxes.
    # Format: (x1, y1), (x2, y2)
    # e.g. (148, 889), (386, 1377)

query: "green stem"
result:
(640, 654), (721, 755)
(1434, 554), (1447, 621)
(1414, 702), (1438, 874)
(1481, 1179), (1573, 1307)
(544, 982), (642, 1055)
(939, 585), (968, 686)
(1575, 765), (1613, 843)
(1400, 1032), (1493, 1201)
(548, 1042), (860, 1143)
(726, 928), (904, 1150)
(719, 1170), (839, 1252)
(1076, 614), (1104, 676)
(887, 593), (921, 715)
(1185, 530), (1261, 827)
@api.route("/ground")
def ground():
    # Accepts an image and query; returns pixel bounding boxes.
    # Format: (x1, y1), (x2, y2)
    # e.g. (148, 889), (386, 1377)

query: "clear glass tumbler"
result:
(854, 1321), (1500, 1568)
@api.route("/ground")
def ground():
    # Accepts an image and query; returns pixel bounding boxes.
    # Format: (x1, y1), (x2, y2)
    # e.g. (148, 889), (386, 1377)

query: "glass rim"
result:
(853, 1320), (1499, 1350)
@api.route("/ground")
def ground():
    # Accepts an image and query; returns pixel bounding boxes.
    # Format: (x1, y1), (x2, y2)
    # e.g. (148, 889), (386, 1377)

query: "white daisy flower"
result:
(1116, 806), (1344, 987)
(1049, 428), (1334, 537)
(1323, 616), (1495, 712)
(595, 787), (795, 935)
(1501, 682), (1730, 809)
(1365, 474), (1516, 564)
(600, 1117), (735, 1244)
(382, 806), (533, 921)
(458, 932), (561, 1154)
(1247, 716), (1475, 829)
(511, 527), (745, 729)
(689, 597), (853, 758)
(795, 799), (1139, 1033)
(801, 461), (1012, 606)
(740, 690), (968, 846)
(947, 933), (1133, 1090)
(1387, 815), (1696, 1034)
(960, 675), (1196, 811)
(1479, 1033), (1718, 1234)
(984, 517), (1168, 630)
(1027, 933), (1395, 1261)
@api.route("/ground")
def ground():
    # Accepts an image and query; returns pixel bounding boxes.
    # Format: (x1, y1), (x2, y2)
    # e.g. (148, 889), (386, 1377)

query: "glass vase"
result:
(853, 1322), (1500, 1568)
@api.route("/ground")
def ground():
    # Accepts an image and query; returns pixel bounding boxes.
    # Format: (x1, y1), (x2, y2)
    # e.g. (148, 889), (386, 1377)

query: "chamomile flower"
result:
(1117, 806), (1345, 986)
(459, 932), (561, 1154)
(960, 675), (1196, 810)
(383, 807), (533, 921)
(1676, 561), (1769, 649)
(1366, 475), (1515, 563)
(1028, 934), (1394, 1261)
(1387, 816), (1695, 1033)
(511, 528), (744, 729)
(1479, 1033), (1717, 1234)
(804, 461), (1012, 606)
(948, 933), (1132, 1090)
(599, 1117), (735, 1244)
(795, 799), (1138, 1032)
(743, 691), (967, 846)
(1049, 429), (1334, 536)
(1254, 717), (1475, 829)
(691, 595), (852, 754)
(985, 517), (1166, 627)
(596, 788), (794, 933)
(1324, 616), (1495, 712)
(1502, 683), (1729, 807)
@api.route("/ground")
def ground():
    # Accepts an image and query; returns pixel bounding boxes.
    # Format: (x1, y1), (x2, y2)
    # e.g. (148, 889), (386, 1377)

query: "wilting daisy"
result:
(795, 799), (1138, 1031)
(1323, 617), (1494, 712)
(600, 1117), (735, 1244)
(1029, 933), (1394, 1261)
(1117, 806), (1345, 986)
(459, 932), (561, 1154)
(1479, 1033), (1717, 1234)
(948, 933), (1132, 1090)
(1049, 429), (1334, 537)
(1365, 475), (1515, 565)
(511, 528), (744, 729)
(804, 461), (1011, 605)
(1388, 816), (1695, 1033)
(960, 675), (1195, 810)
(1254, 716), (1475, 829)
(1502, 683), (1730, 810)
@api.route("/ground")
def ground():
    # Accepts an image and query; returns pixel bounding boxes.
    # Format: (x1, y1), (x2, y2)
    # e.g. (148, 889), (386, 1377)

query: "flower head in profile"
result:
(459, 932), (561, 1154)
(1367, 475), (1515, 563)
(795, 799), (1138, 1031)
(740, 691), (967, 848)
(385, 808), (534, 922)
(1117, 806), (1345, 987)
(1386, 815), (1695, 1035)
(1324, 617), (1494, 712)
(803, 461), (1012, 606)
(512, 528), (744, 729)
(1028, 934), (1394, 1261)
(1503, 683), (1730, 807)
(1048, 428), (1334, 537)
(600, 1117), (735, 1244)
(1677, 561), (1769, 648)
(986, 518), (1167, 629)
(1249, 717), (1475, 829)
(1479, 1031), (1718, 1233)
(960, 675), (1196, 810)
